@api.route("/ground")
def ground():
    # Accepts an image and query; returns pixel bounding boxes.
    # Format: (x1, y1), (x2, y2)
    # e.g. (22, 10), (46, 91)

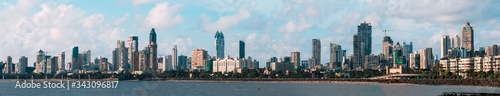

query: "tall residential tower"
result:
(215, 31), (225, 59)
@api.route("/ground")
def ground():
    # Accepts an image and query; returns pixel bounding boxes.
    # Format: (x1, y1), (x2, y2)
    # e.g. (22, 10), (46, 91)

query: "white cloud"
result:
(0, 2), (126, 66)
(143, 2), (183, 30)
(158, 37), (193, 56)
(278, 18), (312, 34)
(83, 14), (104, 28)
(204, 8), (251, 32)
(132, 0), (157, 7)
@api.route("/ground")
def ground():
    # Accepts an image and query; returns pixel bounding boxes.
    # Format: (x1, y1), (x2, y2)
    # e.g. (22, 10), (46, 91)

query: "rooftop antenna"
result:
(382, 29), (393, 36)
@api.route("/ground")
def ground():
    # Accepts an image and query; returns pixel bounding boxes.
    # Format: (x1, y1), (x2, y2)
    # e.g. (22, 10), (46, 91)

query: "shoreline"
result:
(1, 78), (499, 88)
(167, 79), (420, 86)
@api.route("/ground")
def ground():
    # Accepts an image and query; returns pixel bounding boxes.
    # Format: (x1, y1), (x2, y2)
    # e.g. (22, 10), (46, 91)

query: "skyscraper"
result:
(47, 56), (57, 74)
(382, 36), (394, 57)
(215, 30), (225, 59)
(420, 48), (434, 70)
(36, 50), (45, 71)
(409, 51), (420, 69)
(172, 45), (178, 70)
(441, 35), (451, 58)
(291, 51), (300, 70)
(312, 39), (321, 66)
(83, 50), (91, 66)
(58, 52), (65, 71)
(452, 35), (460, 48)
(149, 28), (158, 72)
(358, 22), (372, 55)
(402, 42), (413, 65)
(330, 43), (343, 70)
(462, 22), (474, 56)
(353, 22), (372, 69)
(486, 45), (499, 56)
(178, 55), (188, 70)
(191, 49), (208, 70)
(18, 56), (28, 74)
(139, 47), (150, 71)
(114, 40), (129, 71)
(112, 49), (118, 71)
(393, 42), (405, 67)
(128, 36), (139, 72)
(4, 56), (12, 74)
(71, 46), (81, 70)
(239, 40), (245, 59)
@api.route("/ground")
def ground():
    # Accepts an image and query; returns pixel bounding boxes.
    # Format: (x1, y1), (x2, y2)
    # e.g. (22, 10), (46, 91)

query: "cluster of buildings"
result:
(193, 31), (259, 73)
(2, 21), (498, 78)
(261, 22), (436, 75)
(439, 22), (500, 78)
(0, 28), (260, 75)
(0, 56), (28, 74)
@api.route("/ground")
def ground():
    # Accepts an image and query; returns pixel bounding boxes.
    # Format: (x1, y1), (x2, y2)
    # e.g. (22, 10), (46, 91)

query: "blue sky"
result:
(1, 0), (500, 67)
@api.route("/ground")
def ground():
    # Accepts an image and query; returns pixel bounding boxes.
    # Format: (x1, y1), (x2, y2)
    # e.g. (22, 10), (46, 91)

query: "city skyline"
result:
(1, 0), (500, 68)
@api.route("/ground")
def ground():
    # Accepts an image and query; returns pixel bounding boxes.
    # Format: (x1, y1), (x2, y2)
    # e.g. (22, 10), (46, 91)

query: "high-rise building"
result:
(162, 55), (173, 71)
(71, 46), (81, 71)
(239, 40), (245, 59)
(83, 50), (91, 67)
(382, 36), (394, 68)
(402, 42), (413, 66)
(139, 46), (150, 72)
(128, 36), (139, 72)
(98, 57), (110, 72)
(330, 43), (343, 70)
(486, 45), (500, 56)
(452, 35), (461, 48)
(393, 42), (405, 67)
(312, 39), (321, 66)
(191, 49), (209, 70)
(172, 45), (178, 70)
(291, 51), (300, 70)
(353, 22), (372, 69)
(382, 36), (394, 57)
(128, 36), (139, 52)
(47, 56), (57, 74)
(215, 31), (225, 59)
(112, 49), (118, 71)
(357, 22), (372, 55)
(178, 55), (188, 70)
(462, 22), (474, 56)
(149, 28), (158, 72)
(4, 56), (13, 74)
(409, 51), (420, 69)
(420, 48), (434, 70)
(58, 52), (65, 71)
(18, 56), (28, 74)
(113, 41), (129, 71)
(441, 35), (451, 58)
(364, 54), (381, 70)
(36, 50), (45, 72)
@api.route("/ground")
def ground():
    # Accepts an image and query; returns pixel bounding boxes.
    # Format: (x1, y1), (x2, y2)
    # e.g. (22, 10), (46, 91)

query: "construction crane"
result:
(382, 29), (393, 36)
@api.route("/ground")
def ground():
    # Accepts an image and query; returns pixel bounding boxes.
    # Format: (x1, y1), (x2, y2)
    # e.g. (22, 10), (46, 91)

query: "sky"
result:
(1, 0), (500, 67)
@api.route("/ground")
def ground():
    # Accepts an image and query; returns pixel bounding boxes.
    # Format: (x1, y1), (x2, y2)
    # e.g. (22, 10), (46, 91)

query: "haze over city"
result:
(1, 0), (500, 68)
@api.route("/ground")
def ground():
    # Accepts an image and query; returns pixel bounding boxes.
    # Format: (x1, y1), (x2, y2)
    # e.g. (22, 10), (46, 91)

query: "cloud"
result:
(278, 18), (312, 34)
(132, 0), (157, 7)
(203, 8), (251, 32)
(0, 2), (126, 66)
(158, 37), (193, 56)
(83, 14), (104, 28)
(143, 2), (183, 30)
